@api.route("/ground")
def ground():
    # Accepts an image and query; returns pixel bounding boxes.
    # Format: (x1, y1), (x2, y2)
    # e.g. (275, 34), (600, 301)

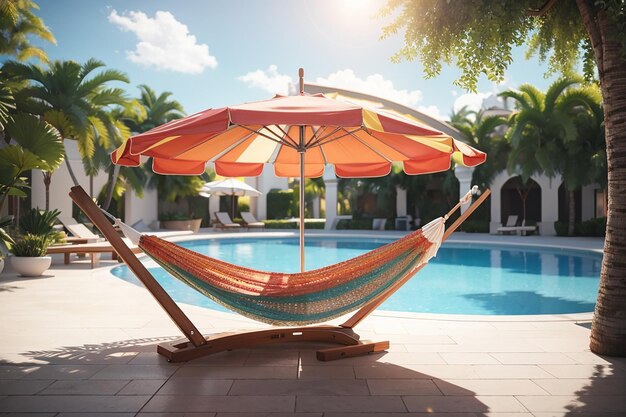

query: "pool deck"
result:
(2, 231), (625, 416)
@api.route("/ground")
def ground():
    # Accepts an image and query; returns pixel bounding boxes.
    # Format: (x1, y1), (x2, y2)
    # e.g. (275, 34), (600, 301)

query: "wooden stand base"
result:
(69, 185), (488, 364)
(156, 325), (389, 362)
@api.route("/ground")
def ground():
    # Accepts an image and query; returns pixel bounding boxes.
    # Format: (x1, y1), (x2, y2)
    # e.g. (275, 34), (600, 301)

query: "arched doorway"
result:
(500, 176), (541, 224)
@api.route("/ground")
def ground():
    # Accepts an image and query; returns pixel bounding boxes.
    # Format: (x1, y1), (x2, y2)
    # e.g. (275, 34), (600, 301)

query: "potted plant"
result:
(10, 234), (52, 277)
(160, 212), (202, 233)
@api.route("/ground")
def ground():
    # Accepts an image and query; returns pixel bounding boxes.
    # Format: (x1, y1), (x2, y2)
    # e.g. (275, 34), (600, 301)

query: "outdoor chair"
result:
(213, 212), (241, 230)
(496, 215), (519, 234)
(240, 212), (264, 230)
(516, 219), (539, 236)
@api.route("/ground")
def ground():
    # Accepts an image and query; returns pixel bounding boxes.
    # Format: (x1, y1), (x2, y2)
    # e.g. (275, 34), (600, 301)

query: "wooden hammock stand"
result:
(70, 185), (490, 362)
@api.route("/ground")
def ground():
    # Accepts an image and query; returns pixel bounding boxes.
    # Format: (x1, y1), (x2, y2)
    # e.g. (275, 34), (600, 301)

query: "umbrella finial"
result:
(299, 68), (304, 95)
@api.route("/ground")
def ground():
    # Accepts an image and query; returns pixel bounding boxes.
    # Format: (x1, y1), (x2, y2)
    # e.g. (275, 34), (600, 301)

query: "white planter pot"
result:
(11, 256), (52, 277)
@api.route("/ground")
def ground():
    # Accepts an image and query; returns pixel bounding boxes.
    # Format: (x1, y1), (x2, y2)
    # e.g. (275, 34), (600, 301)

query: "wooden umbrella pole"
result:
(298, 68), (306, 272)
(299, 126), (306, 272)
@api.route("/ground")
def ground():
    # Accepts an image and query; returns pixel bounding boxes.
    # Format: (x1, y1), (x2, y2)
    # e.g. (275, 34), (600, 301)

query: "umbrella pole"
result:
(299, 126), (305, 272)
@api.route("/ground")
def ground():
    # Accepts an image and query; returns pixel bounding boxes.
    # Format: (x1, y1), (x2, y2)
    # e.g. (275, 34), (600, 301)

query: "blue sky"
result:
(35, 0), (557, 120)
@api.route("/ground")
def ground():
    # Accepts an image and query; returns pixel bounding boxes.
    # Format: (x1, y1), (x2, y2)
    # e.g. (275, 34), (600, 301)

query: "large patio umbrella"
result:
(199, 177), (262, 219)
(112, 69), (486, 271)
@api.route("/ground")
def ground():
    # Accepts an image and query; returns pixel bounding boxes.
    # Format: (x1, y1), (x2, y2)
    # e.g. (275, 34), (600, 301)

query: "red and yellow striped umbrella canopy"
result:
(112, 92), (486, 178)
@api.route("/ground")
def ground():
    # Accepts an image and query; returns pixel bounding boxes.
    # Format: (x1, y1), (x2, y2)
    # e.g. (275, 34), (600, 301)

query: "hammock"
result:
(118, 217), (445, 326)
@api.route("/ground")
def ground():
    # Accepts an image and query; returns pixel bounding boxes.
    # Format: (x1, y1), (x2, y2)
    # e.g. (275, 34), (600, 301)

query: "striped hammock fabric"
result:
(127, 217), (445, 326)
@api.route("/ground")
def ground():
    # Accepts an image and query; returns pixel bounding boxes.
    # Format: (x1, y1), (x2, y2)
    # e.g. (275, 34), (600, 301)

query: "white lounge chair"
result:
(240, 212), (264, 230)
(213, 212), (241, 231)
(516, 219), (538, 236)
(496, 215), (519, 234)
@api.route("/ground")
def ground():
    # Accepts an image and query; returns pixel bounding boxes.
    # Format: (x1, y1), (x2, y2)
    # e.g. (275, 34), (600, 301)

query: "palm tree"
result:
(0, 0), (55, 62)
(117, 86), (207, 211)
(3, 59), (132, 189)
(449, 107), (509, 191)
(123, 85), (184, 131)
(558, 85), (606, 227)
(0, 112), (64, 211)
(501, 76), (604, 235)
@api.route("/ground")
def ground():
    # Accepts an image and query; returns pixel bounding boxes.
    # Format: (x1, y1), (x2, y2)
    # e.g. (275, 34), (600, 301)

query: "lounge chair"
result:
(240, 212), (264, 230)
(132, 219), (195, 239)
(372, 218), (387, 230)
(516, 219), (538, 236)
(65, 223), (103, 242)
(47, 239), (141, 268)
(213, 212), (241, 230)
(496, 215), (519, 234)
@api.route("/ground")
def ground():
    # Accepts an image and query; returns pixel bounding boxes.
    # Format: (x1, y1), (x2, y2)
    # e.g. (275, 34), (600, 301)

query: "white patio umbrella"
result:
(199, 177), (262, 219)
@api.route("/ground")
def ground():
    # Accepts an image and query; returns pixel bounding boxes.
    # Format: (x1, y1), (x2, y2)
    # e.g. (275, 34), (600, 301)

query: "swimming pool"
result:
(110, 236), (602, 315)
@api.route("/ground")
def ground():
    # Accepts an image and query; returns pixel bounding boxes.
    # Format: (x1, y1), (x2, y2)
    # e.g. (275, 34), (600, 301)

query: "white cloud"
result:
(316, 69), (423, 108)
(416, 105), (444, 121)
(237, 65), (293, 95)
(108, 10), (217, 74)
(453, 92), (493, 113)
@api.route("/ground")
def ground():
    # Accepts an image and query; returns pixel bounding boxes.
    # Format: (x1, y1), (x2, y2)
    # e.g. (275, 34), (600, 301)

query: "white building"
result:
(28, 86), (605, 236)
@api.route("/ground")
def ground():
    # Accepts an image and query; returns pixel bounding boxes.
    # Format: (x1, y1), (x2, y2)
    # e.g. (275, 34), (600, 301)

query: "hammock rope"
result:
(111, 187), (477, 326)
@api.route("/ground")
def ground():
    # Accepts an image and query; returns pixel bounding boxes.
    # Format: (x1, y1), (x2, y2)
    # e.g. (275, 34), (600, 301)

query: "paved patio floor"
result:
(1, 232), (624, 416)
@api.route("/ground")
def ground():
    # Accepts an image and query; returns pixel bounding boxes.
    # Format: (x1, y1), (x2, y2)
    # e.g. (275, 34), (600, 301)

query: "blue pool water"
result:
(110, 237), (602, 315)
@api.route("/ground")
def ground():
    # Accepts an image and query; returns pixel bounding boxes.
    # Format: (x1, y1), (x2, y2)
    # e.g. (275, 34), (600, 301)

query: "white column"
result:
(323, 165), (338, 230)
(253, 173), (266, 220)
(208, 196), (220, 224)
(536, 174), (561, 236)
(312, 196), (320, 218)
(395, 186), (407, 217)
(454, 166), (474, 214)
(489, 171), (509, 234)
(124, 187), (158, 227)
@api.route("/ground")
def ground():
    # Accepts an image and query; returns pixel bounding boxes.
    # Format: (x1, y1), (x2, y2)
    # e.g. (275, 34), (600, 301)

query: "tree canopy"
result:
(382, 0), (625, 90)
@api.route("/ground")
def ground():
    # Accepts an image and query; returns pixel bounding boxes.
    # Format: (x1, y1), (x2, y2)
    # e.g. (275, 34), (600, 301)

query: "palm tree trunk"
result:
(102, 164), (120, 211)
(581, 2), (626, 356)
(63, 150), (80, 187)
(568, 190), (576, 236)
(43, 171), (52, 211)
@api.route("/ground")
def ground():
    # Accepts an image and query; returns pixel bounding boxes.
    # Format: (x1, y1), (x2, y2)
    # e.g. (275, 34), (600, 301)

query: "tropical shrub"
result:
(461, 220), (489, 233)
(10, 233), (49, 257)
(19, 208), (60, 240)
(267, 189), (295, 219)
(263, 220), (325, 229)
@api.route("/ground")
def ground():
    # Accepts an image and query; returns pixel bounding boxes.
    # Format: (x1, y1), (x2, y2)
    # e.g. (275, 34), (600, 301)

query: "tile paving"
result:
(1, 232), (624, 416)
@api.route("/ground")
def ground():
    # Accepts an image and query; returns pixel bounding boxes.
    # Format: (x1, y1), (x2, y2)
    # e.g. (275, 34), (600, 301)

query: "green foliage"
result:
(577, 217), (607, 237)
(263, 220), (325, 229)
(0, 0), (55, 63)
(3, 58), (131, 163)
(0, 214), (15, 250)
(238, 201), (250, 216)
(5, 112), (64, 171)
(19, 208), (60, 239)
(149, 172), (204, 203)
(10, 233), (49, 257)
(382, 0), (598, 91)
(555, 218), (606, 237)
(460, 219), (489, 233)
(160, 212), (198, 221)
(336, 218), (375, 230)
(449, 107), (509, 190)
(267, 189), (296, 219)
